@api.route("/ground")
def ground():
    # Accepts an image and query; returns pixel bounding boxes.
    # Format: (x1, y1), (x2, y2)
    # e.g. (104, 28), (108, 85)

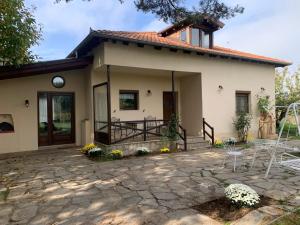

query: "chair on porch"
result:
(144, 116), (158, 138)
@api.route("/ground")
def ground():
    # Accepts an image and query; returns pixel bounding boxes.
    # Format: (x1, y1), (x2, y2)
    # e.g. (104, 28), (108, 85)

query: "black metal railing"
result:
(95, 119), (187, 150)
(203, 118), (214, 145)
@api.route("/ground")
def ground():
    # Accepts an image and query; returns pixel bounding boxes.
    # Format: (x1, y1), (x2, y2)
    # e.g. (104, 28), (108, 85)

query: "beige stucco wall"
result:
(180, 74), (203, 136)
(110, 71), (180, 121)
(102, 42), (276, 138)
(0, 69), (88, 154)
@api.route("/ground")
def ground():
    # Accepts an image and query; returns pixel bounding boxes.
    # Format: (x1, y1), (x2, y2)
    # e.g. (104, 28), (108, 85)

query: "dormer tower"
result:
(159, 17), (224, 49)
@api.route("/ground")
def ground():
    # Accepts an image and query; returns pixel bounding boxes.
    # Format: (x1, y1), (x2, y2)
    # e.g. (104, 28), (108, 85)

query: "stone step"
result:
(177, 137), (211, 150)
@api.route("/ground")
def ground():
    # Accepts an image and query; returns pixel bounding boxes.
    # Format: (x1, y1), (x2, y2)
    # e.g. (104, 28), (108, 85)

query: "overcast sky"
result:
(26, 0), (300, 71)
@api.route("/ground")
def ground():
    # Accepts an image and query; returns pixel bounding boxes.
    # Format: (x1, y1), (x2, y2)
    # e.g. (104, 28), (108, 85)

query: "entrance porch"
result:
(91, 65), (214, 149)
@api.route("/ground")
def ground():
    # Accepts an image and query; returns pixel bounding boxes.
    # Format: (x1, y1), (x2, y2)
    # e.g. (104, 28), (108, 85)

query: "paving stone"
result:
(153, 192), (178, 200)
(11, 205), (38, 222)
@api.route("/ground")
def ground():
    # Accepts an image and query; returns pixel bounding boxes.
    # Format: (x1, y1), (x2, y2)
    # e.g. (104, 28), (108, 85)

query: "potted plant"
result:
(233, 113), (252, 143)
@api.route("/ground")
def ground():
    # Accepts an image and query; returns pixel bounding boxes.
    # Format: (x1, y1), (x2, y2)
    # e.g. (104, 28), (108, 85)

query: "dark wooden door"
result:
(163, 92), (178, 121)
(38, 92), (75, 146)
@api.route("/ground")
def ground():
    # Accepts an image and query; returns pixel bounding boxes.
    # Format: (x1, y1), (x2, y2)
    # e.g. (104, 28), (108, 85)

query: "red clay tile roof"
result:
(93, 30), (291, 67)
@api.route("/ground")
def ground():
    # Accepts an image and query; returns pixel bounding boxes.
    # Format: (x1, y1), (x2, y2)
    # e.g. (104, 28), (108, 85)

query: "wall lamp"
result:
(261, 87), (266, 92)
(218, 85), (223, 90)
(25, 99), (30, 108)
(147, 90), (152, 96)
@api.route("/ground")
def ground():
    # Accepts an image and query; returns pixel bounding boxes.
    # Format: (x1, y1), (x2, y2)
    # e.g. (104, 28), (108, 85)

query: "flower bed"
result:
(192, 196), (279, 223)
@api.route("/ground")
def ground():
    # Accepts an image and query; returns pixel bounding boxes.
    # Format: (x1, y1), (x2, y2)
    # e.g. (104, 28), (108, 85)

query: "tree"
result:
(58, 0), (244, 23)
(0, 0), (42, 66)
(275, 67), (300, 126)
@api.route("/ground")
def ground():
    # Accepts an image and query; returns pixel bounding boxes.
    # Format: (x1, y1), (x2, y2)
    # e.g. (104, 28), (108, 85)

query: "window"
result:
(52, 76), (65, 88)
(120, 90), (139, 110)
(202, 31), (210, 48)
(180, 29), (187, 42)
(191, 28), (200, 46)
(0, 114), (14, 133)
(236, 92), (250, 114)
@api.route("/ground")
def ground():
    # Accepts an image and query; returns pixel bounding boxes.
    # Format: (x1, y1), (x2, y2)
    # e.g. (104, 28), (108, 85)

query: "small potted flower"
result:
(110, 149), (123, 160)
(225, 183), (260, 208)
(88, 147), (103, 157)
(136, 147), (151, 156)
(80, 143), (97, 155)
(214, 139), (224, 148)
(160, 147), (170, 153)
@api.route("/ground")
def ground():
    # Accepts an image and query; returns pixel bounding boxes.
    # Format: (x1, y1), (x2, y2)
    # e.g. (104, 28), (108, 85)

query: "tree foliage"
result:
(58, 0), (244, 23)
(0, 0), (42, 66)
(275, 67), (300, 126)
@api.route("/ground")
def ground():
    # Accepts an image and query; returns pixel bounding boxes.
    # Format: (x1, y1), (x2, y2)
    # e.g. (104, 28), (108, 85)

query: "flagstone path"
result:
(0, 147), (299, 225)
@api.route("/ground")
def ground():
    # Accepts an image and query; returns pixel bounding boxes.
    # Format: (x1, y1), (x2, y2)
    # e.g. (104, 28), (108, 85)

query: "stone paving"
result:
(0, 147), (300, 225)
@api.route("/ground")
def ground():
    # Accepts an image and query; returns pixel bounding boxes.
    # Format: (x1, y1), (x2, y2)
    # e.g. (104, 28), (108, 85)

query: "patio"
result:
(0, 146), (299, 225)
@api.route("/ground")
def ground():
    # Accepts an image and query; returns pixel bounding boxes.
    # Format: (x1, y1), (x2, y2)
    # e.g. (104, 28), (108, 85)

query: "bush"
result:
(160, 147), (170, 153)
(233, 113), (252, 142)
(225, 184), (260, 207)
(136, 147), (151, 156)
(80, 143), (97, 154)
(88, 147), (103, 157)
(110, 150), (123, 159)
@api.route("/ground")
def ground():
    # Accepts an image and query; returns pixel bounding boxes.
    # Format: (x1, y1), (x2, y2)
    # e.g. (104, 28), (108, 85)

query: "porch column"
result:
(171, 71), (176, 116)
(107, 65), (112, 144)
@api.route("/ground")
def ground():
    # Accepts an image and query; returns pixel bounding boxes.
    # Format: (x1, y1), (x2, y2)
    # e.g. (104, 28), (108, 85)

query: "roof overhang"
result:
(68, 32), (291, 68)
(0, 56), (93, 80)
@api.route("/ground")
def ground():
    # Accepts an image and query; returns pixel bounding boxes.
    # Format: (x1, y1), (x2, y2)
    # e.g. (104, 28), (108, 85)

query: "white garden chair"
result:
(222, 138), (244, 172)
(265, 103), (300, 178)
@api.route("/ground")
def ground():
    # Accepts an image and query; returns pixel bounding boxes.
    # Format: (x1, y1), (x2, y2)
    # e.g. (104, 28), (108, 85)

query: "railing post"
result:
(212, 127), (215, 145)
(143, 119), (147, 141)
(202, 118), (206, 140)
(183, 129), (187, 151)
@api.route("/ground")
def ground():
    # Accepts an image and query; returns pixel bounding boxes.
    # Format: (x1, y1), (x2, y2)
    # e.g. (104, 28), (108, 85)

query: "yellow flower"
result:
(80, 143), (97, 154)
(215, 139), (223, 145)
(110, 149), (123, 159)
(160, 147), (170, 153)
(247, 133), (254, 142)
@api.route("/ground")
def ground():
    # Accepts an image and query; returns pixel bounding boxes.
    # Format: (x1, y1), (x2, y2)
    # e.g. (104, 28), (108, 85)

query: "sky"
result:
(26, 0), (300, 71)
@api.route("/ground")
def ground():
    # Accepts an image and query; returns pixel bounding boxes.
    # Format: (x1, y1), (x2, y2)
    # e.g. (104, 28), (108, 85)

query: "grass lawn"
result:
(270, 208), (300, 225)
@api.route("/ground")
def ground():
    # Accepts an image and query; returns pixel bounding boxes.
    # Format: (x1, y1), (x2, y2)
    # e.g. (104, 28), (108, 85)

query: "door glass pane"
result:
(39, 93), (48, 136)
(94, 85), (108, 133)
(52, 95), (72, 136)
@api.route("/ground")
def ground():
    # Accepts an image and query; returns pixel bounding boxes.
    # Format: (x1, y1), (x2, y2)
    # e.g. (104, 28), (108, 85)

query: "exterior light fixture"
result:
(25, 99), (30, 108)
(261, 87), (265, 92)
(147, 90), (152, 96)
(218, 85), (223, 90)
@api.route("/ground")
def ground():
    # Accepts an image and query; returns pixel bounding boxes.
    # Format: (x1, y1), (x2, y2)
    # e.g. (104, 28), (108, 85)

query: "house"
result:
(0, 18), (291, 154)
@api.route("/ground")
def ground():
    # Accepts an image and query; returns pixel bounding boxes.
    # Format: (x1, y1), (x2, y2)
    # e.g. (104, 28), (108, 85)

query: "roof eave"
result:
(92, 32), (291, 67)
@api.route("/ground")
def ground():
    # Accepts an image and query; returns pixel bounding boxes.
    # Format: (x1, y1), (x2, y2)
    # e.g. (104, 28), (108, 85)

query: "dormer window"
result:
(191, 28), (200, 46)
(190, 28), (211, 48)
(202, 32), (210, 48)
(180, 29), (187, 42)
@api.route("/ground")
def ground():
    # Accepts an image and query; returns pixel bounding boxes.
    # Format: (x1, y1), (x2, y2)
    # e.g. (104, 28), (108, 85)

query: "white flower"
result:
(136, 147), (151, 154)
(225, 184), (260, 207)
(88, 147), (103, 156)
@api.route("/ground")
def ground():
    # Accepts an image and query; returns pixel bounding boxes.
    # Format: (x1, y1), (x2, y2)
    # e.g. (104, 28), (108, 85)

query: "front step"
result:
(177, 136), (211, 150)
